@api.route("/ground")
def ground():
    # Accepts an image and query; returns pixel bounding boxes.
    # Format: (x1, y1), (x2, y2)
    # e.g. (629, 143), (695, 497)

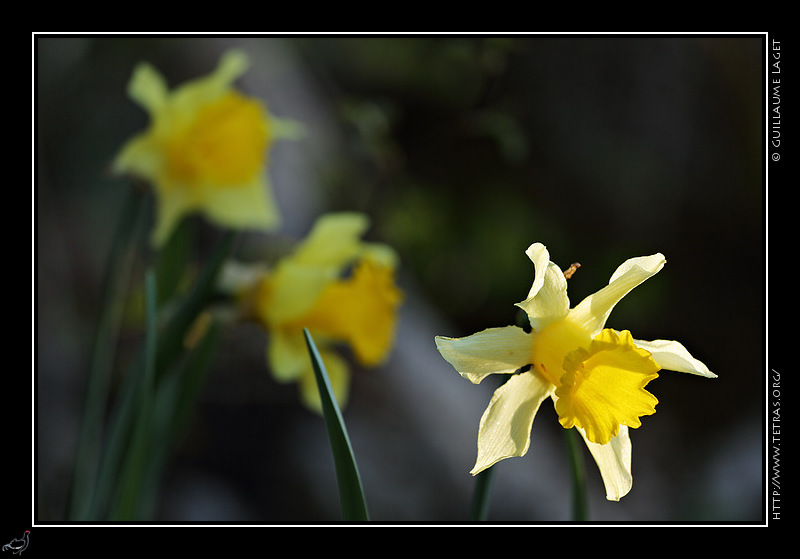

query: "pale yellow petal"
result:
(579, 425), (633, 501)
(170, 49), (250, 115)
(568, 253), (666, 337)
(471, 371), (553, 474)
(263, 266), (333, 325)
(267, 328), (308, 382)
(127, 62), (168, 115)
(435, 326), (532, 385)
(515, 243), (570, 332)
(291, 212), (369, 268)
(362, 242), (399, 269)
(150, 185), (193, 247)
(201, 175), (281, 232)
(631, 337), (717, 378)
(270, 116), (306, 141)
(214, 49), (250, 83)
(263, 213), (371, 324)
(113, 132), (162, 179)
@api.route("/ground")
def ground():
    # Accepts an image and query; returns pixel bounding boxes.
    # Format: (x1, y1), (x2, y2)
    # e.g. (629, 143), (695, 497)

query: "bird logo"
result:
(2, 531), (29, 555)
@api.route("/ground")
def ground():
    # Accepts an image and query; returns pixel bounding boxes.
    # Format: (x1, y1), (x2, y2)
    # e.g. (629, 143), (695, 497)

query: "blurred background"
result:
(36, 35), (764, 523)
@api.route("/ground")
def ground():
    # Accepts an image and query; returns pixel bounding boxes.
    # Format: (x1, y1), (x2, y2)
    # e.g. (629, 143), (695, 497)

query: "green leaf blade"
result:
(303, 329), (369, 521)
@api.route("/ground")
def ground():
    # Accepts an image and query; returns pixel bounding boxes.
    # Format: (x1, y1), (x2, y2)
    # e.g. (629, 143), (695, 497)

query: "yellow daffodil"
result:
(435, 242), (715, 500)
(114, 49), (293, 246)
(249, 212), (403, 412)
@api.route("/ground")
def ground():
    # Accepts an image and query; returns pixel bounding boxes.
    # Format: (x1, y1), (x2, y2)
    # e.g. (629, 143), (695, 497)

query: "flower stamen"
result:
(563, 262), (581, 279)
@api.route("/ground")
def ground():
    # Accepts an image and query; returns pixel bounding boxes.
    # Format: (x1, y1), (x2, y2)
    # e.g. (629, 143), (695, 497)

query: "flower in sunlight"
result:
(243, 212), (403, 412)
(435, 242), (716, 500)
(114, 49), (296, 246)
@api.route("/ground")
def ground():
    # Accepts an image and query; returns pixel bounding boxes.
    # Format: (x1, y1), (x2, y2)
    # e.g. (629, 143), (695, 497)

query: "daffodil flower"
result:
(114, 49), (296, 246)
(435, 243), (715, 500)
(249, 212), (403, 411)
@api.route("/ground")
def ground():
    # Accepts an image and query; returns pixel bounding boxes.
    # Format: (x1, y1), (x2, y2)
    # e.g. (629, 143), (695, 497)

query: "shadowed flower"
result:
(245, 213), (403, 411)
(435, 242), (715, 500)
(114, 49), (296, 246)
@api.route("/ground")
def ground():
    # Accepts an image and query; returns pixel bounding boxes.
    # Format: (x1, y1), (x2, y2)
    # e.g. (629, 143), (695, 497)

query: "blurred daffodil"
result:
(246, 213), (403, 412)
(114, 49), (297, 246)
(435, 243), (715, 500)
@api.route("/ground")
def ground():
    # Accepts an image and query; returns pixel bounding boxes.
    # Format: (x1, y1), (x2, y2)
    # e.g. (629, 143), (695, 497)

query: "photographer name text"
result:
(771, 39), (781, 161)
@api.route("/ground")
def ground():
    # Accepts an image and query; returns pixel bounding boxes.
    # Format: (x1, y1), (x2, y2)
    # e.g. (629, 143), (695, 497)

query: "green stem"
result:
(137, 317), (222, 519)
(111, 270), (158, 520)
(564, 427), (588, 521)
(88, 230), (237, 520)
(153, 230), (236, 381)
(69, 185), (145, 520)
(469, 466), (496, 521)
